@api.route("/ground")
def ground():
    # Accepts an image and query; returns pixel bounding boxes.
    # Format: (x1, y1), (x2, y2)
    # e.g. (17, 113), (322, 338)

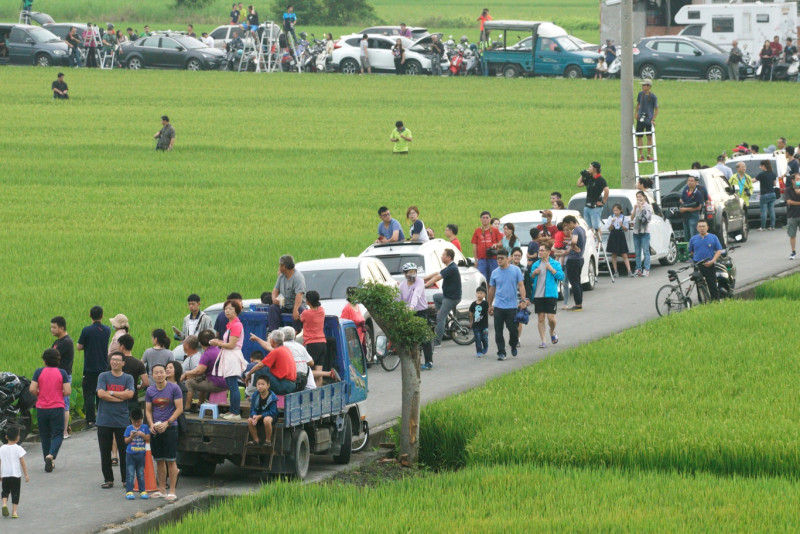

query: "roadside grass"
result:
(155, 463), (800, 533)
(3, 68), (800, 376)
(420, 299), (800, 476)
(754, 272), (800, 300)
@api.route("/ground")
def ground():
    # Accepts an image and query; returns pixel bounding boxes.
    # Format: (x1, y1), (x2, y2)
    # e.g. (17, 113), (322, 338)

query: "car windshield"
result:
(694, 38), (725, 53)
(368, 254), (425, 275)
(302, 269), (360, 300)
(173, 36), (205, 49)
(509, 222), (544, 246)
(28, 27), (61, 43)
(725, 160), (766, 178)
(555, 36), (580, 52)
(659, 176), (698, 196)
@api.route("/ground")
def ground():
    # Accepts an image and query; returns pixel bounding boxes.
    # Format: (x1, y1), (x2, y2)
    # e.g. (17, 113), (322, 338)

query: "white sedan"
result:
(331, 33), (449, 75)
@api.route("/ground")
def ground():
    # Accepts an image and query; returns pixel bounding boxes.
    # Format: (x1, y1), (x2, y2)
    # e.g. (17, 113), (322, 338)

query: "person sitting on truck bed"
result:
(247, 376), (278, 446)
(181, 329), (227, 411)
(243, 350), (263, 398)
(246, 329), (297, 396)
(282, 326), (317, 391)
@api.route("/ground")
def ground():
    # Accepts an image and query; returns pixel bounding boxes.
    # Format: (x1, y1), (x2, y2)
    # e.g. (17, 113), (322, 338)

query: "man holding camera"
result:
(576, 162), (609, 239)
(635, 79), (658, 161)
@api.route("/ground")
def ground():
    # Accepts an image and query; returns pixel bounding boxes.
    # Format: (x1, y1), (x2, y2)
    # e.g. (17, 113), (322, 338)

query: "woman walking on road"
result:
(30, 348), (70, 473)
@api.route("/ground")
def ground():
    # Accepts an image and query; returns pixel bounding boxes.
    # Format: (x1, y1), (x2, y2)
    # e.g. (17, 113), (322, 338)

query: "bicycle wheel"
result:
(655, 284), (687, 316)
(380, 351), (400, 372)
(696, 283), (711, 305)
(351, 419), (370, 453)
(450, 318), (475, 345)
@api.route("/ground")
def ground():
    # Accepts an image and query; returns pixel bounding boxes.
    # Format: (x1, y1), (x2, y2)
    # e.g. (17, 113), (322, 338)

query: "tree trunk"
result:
(398, 345), (421, 465)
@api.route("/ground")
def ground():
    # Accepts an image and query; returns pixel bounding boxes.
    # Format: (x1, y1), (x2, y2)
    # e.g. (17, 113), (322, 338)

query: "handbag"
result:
(514, 308), (530, 325)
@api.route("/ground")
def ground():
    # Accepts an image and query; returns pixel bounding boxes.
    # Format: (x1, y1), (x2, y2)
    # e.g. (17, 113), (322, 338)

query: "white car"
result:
(567, 189), (678, 269)
(499, 209), (599, 292)
(331, 33), (449, 75)
(207, 23), (280, 50)
(359, 239), (487, 312)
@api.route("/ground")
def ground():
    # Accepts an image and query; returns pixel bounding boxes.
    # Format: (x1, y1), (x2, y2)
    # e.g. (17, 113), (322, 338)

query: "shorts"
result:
(64, 374), (72, 411)
(533, 297), (557, 315)
(636, 120), (652, 133)
(583, 206), (603, 229)
(306, 342), (330, 371)
(360, 55), (370, 69)
(242, 24), (258, 32)
(788, 217), (800, 238)
(150, 425), (178, 462)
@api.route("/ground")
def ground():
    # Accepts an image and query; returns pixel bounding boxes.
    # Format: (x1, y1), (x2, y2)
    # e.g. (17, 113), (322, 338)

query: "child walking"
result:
(1, 426), (30, 518)
(469, 287), (489, 357)
(248, 376), (278, 446)
(123, 407), (151, 500)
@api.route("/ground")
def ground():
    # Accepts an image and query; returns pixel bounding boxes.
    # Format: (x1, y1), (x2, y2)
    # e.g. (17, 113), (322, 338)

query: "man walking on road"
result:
(562, 215), (586, 311)
(96, 353), (135, 489)
(50, 316), (74, 439)
(424, 249), (463, 357)
(77, 306), (111, 428)
(785, 173), (800, 260)
(689, 221), (723, 300)
(488, 249), (526, 360)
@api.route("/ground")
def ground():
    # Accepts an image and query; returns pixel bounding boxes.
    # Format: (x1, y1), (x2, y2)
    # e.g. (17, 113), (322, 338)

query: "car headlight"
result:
(53, 50), (66, 56)
(583, 58), (595, 64)
(202, 54), (212, 59)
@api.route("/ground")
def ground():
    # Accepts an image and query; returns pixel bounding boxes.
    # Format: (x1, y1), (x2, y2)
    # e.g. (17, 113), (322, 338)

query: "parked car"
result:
(656, 168), (748, 246)
(331, 33), (448, 75)
(358, 26), (429, 40)
(207, 23), (280, 50)
(499, 209), (600, 293)
(567, 189), (678, 269)
(634, 35), (753, 81)
(724, 152), (789, 226)
(118, 33), (225, 70)
(41, 22), (85, 41)
(0, 24), (68, 66)
(481, 20), (602, 78)
(359, 239), (487, 312)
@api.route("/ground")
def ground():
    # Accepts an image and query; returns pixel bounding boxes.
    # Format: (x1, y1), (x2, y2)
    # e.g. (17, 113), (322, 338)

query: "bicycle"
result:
(655, 262), (712, 316)
(368, 336), (401, 372)
(427, 308), (475, 346)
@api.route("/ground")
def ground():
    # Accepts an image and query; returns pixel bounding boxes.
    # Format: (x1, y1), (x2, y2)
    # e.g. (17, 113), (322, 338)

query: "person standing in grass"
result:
(50, 316), (74, 440)
(0, 426), (29, 519)
(78, 305), (110, 428)
(487, 249), (526, 361)
(30, 348), (70, 473)
(145, 364), (182, 502)
(390, 121), (412, 154)
(96, 352), (135, 490)
(154, 115), (175, 151)
(528, 244), (563, 349)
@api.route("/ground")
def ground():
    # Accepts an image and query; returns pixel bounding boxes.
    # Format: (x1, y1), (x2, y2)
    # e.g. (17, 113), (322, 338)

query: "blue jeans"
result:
(37, 407), (64, 460)
(69, 46), (82, 67)
(473, 327), (488, 354)
(477, 258), (497, 283)
(433, 294), (459, 343)
(225, 376), (241, 413)
(126, 453), (146, 493)
(633, 233), (651, 271)
(583, 206), (603, 230)
(683, 212), (701, 240)
(254, 368), (296, 395)
(760, 192), (776, 229)
(560, 262), (569, 304)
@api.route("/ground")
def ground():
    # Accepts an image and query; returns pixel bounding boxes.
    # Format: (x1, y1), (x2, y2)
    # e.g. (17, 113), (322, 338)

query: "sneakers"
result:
(791, 251), (797, 260)
(126, 492), (135, 500)
(565, 306), (583, 312)
(221, 413), (241, 421)
(628, 271), (636, 278)
(420, 362), (433, 371)
(551, 334), (558, 345)
(641, 270), (650, 277)
(140, 492), (149, 500)
(511, 346), (518, 357)
(497, 353), (506, 361)
(475, 352), (482, 358)
(433, 339), (442, 347)
(634, 269), (642, 277)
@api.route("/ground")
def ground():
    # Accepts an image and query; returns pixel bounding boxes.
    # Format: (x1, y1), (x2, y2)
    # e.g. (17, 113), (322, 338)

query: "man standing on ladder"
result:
(634, 79), (658, 162)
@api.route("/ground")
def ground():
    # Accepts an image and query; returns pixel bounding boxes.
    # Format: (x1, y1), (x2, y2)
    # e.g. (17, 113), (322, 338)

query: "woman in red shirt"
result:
(30, 348), (71, 472)
(300, 291), (328, 386)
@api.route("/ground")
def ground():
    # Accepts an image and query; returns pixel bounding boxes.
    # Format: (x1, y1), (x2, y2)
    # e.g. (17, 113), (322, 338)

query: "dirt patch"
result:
(328, 456), (426, 487)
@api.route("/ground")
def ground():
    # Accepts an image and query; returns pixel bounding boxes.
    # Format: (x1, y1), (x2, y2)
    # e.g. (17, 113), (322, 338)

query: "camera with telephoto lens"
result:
(580, 169), (593, 182)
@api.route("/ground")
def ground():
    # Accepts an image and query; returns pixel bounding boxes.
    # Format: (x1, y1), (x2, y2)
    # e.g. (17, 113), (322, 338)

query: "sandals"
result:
(111, 457), (119, 466)
(165, 494), (178, 502)
(248, 440), (260, 446)
(538, 343), (547, 349)
(551, 334), (558, 345)
(150, 492), (165, 499)
(101, 482), (114, 489)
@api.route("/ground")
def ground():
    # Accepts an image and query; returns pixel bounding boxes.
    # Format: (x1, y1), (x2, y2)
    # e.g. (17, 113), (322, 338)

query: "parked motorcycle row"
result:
(0, 372), (35, 444)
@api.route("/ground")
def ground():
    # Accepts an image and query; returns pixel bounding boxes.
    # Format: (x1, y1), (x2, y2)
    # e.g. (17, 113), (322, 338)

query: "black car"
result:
(118, 34), (224, 70)
(657, 168), (748, 247)
(634, 36), (753, 81)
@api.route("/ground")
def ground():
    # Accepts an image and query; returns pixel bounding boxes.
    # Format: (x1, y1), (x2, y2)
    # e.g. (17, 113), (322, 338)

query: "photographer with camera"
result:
(471, 211), (504, 283)
(576, 162), (609, 239)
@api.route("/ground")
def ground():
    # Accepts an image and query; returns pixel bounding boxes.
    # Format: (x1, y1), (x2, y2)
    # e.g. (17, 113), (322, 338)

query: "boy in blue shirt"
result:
(248, 376), (278, 446)
(123, 407), (151, 500)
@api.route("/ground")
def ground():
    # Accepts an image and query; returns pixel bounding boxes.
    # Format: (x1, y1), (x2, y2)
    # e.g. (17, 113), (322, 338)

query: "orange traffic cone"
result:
(134, 443), (158, 492)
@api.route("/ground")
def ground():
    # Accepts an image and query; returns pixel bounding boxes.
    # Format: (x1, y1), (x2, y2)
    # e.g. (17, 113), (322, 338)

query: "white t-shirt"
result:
(202, 36), (215, 48)
(0, 443), (26, 478)
(360, 39), (368, 57)
(285, 341), (317, 390)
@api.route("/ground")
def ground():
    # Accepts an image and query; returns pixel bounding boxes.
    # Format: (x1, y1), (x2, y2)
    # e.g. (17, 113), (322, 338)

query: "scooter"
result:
(449, 48), (464, 75)
(463, 44), (481, 75)
(606, 56), (621, 78)
(715, 243), (739, 299)
(0, 373), (35, 444)
(771, 54), (799, 81)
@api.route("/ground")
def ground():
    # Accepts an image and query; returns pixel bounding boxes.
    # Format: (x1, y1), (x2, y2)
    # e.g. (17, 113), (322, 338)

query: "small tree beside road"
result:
(351, 282), (432, 465)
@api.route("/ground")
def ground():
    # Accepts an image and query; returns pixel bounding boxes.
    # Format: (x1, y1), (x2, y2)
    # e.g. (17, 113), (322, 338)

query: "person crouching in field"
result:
(52, 72), (68, 100)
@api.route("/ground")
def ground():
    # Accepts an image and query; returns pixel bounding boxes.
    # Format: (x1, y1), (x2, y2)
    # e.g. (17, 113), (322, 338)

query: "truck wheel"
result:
(364, 324), (375, 368)
(292, 429), (310, 479)
(352, 419), (369, 453)
(564, 65), (582, 79)
(502, 64), (519, 78)
(333, 417), (352, 465)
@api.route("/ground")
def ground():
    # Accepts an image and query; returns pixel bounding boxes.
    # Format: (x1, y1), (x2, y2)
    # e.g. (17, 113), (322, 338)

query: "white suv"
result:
(359, 239), (486, 311)
(331, 33), (449, 75)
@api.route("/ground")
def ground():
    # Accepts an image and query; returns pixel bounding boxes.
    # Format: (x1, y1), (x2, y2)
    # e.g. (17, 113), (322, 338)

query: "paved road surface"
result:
(16, 230), (797, 533)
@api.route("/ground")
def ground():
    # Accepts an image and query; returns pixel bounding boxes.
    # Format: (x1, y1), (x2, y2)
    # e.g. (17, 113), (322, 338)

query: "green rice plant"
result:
(420, 300), (800, 477)
(155, 463), (800, 533)
(754, 272), (800, 301)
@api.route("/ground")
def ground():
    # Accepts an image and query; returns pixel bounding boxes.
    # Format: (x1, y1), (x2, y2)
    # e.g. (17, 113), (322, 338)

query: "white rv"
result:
(675, 2), (798, 59)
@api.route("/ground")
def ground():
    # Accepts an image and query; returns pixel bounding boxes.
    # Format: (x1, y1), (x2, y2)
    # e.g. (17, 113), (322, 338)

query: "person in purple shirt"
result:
(398, 23), (411, 39)
(145, 364), (182, 501)
(181, 330), (226, 411)
(399, 262), (433, 369)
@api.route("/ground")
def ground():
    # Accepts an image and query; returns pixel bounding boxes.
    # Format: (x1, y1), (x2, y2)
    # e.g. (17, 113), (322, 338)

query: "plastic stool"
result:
(198, 403), (219, 420)
(208, 391), (228, 404)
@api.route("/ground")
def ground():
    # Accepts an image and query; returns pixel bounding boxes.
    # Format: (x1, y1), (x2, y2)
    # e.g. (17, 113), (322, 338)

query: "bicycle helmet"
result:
(300, 31), (308, 39)
(402, 262), (418, 272)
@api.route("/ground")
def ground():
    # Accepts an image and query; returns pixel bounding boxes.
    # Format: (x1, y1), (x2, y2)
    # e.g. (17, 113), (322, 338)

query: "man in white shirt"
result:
(282, 327), (316, 390)
(201, 32), (215, 48)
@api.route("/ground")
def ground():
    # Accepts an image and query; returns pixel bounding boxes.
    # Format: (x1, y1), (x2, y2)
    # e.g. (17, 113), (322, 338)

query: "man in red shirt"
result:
(770, 35), (783, 58)
(445, 224), (462, 251)
(471, 211), (503, 283)
(246, 330), (297, 395)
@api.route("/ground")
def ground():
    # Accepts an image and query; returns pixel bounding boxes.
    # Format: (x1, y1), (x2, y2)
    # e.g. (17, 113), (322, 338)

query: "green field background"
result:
(2, 68), (797, 377)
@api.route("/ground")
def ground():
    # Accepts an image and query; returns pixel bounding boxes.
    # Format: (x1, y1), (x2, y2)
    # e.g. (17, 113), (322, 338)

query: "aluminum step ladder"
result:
(284, 31), (302, 73)
(633, 123), (661, 205)
(594, 229), (617, 283)
(18, 0), (32, 23)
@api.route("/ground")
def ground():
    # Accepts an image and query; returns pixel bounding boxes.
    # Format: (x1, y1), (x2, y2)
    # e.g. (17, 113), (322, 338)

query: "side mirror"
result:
(694, 50), (701, 56)
(375, 335), (388, 357)
(178, 46), (185, 51)
(726, 186), (735, 194)
(26, 38), (35, 44)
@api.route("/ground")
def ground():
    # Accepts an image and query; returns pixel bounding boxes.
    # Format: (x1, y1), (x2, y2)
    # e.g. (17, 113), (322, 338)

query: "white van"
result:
(675, 2), (797, 60)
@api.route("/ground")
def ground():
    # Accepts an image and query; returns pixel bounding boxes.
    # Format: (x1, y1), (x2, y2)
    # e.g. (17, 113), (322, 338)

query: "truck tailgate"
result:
(282, 381), (347, 427)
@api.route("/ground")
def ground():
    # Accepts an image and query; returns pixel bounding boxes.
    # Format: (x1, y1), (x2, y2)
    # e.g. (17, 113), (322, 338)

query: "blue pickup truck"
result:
(176, 313), (369, 479)
(481, 20), (602, 78)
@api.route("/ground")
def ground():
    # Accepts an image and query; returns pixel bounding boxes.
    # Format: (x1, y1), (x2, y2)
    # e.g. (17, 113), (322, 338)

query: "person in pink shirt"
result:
(209, 300), (246, 420)
(341, 287), (366, 344)
(300, 291), (329, 385)
(399, 262), (433, 369)
(30, 348), (71, 473)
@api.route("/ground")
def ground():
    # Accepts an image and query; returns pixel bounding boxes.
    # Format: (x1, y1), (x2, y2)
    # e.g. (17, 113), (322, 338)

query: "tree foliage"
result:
(350, 282), (432, 351)
(175, 0), (214, 8)
(269, 0), (378, 26)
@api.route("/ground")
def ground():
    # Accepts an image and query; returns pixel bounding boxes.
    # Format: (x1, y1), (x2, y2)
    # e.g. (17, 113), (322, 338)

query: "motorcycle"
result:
(449, 48), (464, 75)
(715, 244), (739, 299)
(771, 54), (799, 81)
(463, 44), (482, 76)
(606, 56), (621, 78)
(0, 372), (35, 444)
